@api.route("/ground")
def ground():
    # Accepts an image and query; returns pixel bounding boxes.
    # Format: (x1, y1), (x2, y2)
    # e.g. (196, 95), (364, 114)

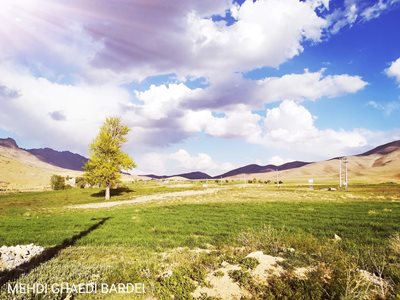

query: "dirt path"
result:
(67, 188), (222, 209)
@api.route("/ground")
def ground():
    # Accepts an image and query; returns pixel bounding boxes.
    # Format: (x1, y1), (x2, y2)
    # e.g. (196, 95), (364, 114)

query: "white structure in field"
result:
(308, 178), (314, 190)
(339, 157), (348, 189)
(276, 169), (280, 187)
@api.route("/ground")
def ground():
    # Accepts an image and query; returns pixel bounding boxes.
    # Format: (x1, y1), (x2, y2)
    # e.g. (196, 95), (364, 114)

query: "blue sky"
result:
(0, 0), (399, 175)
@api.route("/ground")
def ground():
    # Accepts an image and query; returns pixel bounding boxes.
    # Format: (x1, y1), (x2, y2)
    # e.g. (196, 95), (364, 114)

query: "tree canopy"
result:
(84, 117), (135, 199)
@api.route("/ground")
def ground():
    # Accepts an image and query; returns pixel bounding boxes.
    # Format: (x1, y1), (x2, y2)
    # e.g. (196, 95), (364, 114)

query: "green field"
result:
(0, 182), (399, 299)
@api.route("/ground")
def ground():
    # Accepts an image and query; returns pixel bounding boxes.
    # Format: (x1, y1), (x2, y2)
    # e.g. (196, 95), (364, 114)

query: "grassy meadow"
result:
(0, 181), (399, 299)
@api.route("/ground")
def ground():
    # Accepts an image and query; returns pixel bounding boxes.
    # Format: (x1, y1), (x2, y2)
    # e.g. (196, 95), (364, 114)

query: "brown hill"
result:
(0, 144), (81, 191)
(226, 141), (400, 184)
(0, 138), (88, 171)
(26, 148), (88, 171)
(216, 161), (310, 178)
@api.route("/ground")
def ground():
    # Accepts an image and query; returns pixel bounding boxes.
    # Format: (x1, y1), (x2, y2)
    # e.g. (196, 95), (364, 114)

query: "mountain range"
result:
(0, 138), (87, 171)
(1, 137), (399, 188)
(0, 137), (312, 179)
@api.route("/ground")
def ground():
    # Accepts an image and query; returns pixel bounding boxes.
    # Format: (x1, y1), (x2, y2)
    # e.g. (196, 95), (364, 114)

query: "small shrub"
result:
(240, 257), (259, 270)
(237, 225), (283, 254)
(154, 265), (207, 299)
(389, 233), (400, 255)
(50, 175), (65, 190)
(228, 269), (252, 286)
(75, 176), (87, 188)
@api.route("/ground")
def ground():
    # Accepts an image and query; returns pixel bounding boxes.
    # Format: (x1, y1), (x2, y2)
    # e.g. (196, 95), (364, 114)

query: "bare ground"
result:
(67, 188), (222, 209)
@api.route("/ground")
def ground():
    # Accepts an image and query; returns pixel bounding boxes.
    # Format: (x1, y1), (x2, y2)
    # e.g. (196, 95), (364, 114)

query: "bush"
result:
(389, 233), (400, 255)
(50, 175), (65, 190)
(75, 177), (87, 188)
(240, 257), (259, 270)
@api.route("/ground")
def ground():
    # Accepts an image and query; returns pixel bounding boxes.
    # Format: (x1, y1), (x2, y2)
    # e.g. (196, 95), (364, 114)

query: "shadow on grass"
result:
(91, 187), (134, 198)
(0, 217), (111, 286)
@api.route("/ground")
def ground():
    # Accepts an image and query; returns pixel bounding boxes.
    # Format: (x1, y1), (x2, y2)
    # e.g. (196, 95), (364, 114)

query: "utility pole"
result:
(344, 157), (348, 190)
(339, 157), (348, 190)
(339, 157), (342, 188)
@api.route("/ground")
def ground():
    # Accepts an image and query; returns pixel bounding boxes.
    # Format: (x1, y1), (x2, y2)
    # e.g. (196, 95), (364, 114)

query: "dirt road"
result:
(67, 188), (222, 209)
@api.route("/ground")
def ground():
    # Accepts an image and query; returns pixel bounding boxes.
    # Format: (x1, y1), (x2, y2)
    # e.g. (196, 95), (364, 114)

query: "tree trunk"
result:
(105, 185), (111, 200)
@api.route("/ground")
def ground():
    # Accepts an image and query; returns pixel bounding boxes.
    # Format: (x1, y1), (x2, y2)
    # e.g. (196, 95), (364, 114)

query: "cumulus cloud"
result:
(0, 62), (133, 154)
(0, 61), (370, 157)
(255, 100), (371, 158)
(385, 57), (400, 85)
(257, 70), (367, 103)
(183, 0), (326, 78)
(0, 0), (397, 175)
(268, 155), (294, 166)
(183, 69), (367, 109)
(0, 0), (329, 84)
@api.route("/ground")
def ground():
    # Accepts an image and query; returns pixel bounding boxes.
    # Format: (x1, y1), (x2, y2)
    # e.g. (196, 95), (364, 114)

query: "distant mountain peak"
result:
(214, 161), (311, 178)
(145, 171), (213, 180)
(26, 148), (88, 171)
(358, 140), (400, 156)
(0, 137), (19, 149)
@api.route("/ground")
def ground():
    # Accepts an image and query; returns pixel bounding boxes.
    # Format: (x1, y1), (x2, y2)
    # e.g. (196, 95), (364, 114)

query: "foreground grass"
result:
(0, 181), (202, 215)
(0, 183), (399, 298)
(0, 198), (399, 249)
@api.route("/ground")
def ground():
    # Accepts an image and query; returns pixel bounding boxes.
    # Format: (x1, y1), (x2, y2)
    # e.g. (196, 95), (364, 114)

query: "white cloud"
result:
(0, 62), (132, 154)
(0, 0), (397, 176)
(254, 100), (370, 158)
(367, 100), (400, 115)
(257, 69), (367, 103)
(0, 60), (369, 158)
(180, 70), (367, 110)
(268, 155), (294, 166)
(181, 105), (262, 139)
(0, 0), (328, 84)
(360, 0), (400, 21)
(264, 100), (316, 143)
(326, 2), (359, 34)
(385, 57), (400, 85)
(326, 0), (399, 35)
(183, 0), (326, 78)
(134, 83), (201, 120)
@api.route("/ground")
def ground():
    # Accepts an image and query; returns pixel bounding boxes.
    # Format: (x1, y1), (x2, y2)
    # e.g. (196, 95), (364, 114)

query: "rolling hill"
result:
(1, 137), (399, 188)
(216, 161), (310, 178)
(26, 148), (88, 171)
(142, 141), (400, 182)
(226, 140), (400, 184)
(0, 138), (88, 171)
(0, 140), (81, 190)
(145, 171), (213, 180)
